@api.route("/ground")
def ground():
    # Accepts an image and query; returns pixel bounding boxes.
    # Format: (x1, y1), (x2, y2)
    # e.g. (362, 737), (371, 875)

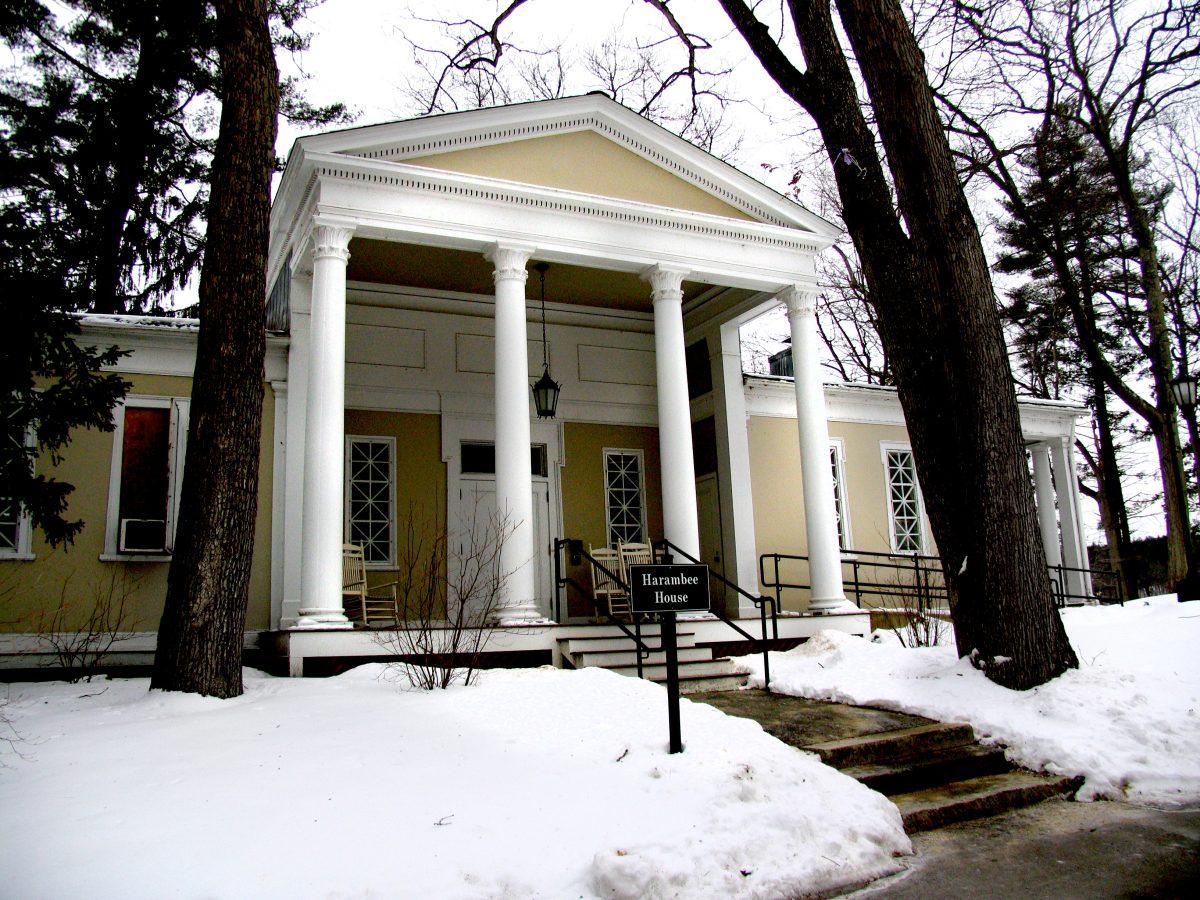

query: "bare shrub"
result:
(34, 568), (139, 680)
(376, 501), (516, 689)
(863, 566), (950, 648)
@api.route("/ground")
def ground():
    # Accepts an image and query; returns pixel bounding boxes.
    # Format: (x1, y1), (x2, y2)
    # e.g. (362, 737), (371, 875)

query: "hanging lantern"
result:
(1170, 371), (1198, 411)
(531, 262), (561, 419)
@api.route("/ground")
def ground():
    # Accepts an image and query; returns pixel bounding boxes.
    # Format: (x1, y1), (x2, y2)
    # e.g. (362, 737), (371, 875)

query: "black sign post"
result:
(628, 563), (710, 754)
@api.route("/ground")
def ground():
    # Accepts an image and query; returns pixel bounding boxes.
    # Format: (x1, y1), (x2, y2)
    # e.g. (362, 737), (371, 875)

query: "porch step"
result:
(609, 657), (740, 682)
(891, 770), (1084, 833)
(561, 632), (697, 655)
(569, 646), (713, 668)
(554, 623), (681, 640)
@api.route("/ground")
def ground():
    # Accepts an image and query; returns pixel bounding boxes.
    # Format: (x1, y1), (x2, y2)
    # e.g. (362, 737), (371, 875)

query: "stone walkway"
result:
(689, 688), (932, 746)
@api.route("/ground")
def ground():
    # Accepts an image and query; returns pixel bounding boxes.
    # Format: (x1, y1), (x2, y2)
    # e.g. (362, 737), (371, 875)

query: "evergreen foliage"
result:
(0, 0), (347, 546)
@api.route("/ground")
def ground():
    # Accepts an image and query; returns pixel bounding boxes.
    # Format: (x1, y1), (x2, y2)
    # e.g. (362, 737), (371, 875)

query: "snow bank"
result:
(737, 596), (1200, 806)
(0, 665), (908, 899)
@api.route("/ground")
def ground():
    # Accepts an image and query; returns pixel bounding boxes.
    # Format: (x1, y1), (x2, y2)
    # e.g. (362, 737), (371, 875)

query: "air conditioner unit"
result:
(119, 518), (167, 553)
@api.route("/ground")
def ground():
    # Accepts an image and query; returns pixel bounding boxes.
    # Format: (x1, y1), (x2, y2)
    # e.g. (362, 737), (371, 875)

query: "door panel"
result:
(458, 478), (552, 620)
(696, 474), (726, 606)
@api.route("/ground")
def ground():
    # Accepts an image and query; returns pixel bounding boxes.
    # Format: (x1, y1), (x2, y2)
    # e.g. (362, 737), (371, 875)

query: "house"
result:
(0, 95), (1093, 677)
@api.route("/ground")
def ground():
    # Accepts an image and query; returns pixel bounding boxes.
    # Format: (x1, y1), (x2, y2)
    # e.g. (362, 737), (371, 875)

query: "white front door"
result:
(459, 476), (553, 620)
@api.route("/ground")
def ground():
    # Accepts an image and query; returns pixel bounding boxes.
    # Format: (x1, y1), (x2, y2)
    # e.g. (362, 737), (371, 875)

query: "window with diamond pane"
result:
(347, 438), (394, 565)
(604, 450), (645, 546)
(885, 448), (923, 553)
(0, 497), (17, 552)
(830, 444), (849, 550)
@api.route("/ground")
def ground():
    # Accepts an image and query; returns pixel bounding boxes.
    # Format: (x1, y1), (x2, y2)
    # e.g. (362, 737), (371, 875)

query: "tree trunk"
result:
(1089, 376), (1136, 599)
(719, 0), (1076, 685)
(151, 0), (279, 697)
(830, 0), (1075, 685)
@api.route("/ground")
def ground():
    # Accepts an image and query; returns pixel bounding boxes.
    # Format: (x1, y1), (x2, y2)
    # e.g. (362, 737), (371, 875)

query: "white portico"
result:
(267, 94), (850, 629)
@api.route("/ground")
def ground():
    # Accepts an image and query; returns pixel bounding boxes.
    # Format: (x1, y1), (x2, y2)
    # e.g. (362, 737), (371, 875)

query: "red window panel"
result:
(118, 407), (170, 551)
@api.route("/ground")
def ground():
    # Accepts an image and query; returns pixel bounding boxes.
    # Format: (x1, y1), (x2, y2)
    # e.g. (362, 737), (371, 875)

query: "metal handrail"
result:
(553, 538), (655, 677)
(759, 549), (1119, 611)
(654, 538), (777, 692)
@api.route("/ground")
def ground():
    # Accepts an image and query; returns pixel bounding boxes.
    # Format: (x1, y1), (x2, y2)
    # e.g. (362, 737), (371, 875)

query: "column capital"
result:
(780, 285), (819, 318)
(642, 264), (689, 303)
(312, 222), (354, 263)
(486, 244), (535, 284)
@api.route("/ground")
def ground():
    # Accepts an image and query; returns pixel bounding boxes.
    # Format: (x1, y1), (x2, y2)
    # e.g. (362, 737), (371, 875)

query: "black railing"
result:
(553, 538), (654, 677)
(654, 538), (778, 693)
(760, 549), (1121, 612)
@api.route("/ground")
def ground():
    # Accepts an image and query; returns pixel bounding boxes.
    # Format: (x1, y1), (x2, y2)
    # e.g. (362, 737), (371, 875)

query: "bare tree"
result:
(408, 0), (1079, 688)
(377, 502), (517, 689)
(930, 0), (1200, 595)
(34, 569), (139, 681)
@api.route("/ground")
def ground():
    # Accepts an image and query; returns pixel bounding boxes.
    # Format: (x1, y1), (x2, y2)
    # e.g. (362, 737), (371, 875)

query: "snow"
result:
(736, 596), (1200, 807)
(0, 665), (908, 899)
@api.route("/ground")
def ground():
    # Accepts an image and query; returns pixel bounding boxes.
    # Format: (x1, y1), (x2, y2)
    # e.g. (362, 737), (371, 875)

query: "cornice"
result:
(290, 95), (839, 237)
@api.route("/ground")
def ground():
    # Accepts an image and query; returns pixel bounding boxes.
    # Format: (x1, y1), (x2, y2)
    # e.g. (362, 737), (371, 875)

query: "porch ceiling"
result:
(346, 239), (729, 313)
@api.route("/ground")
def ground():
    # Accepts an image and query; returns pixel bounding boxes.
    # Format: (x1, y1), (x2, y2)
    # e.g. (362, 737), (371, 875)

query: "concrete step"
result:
(559, 633), (697, 655)
(554, 623), (679, 640)
(842, 743), (1013, 795)
(610, 658), (738, 681)
(805, 721), (977, 769)
(570, 646), (713, 668)
(677, 673), (748, 694)
(892, 770), (1084, 833)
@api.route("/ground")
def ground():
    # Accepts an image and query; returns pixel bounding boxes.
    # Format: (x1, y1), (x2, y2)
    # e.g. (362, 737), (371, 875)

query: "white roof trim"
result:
(281, 94), (838, 238)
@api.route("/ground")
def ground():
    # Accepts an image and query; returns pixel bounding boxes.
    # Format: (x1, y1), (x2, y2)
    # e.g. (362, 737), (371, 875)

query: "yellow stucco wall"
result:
(344, 409), (446, 593)
(562, 422), (664, 551)
(407, 130), (757, 221)
(561, 422), (663, 619)
(748, 415), (928, 610)
(0, 374), (275, 633)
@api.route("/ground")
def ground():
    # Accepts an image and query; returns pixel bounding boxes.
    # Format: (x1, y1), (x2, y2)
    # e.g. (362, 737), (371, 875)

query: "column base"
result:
(293, 610), (354, 630)
(807, 595), (854, 614)
(490, 602), (551, 626)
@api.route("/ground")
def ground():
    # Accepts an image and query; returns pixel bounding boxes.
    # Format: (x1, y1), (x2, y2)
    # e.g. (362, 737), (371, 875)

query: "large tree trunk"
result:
(831, 0), (1076, 685)
(719, 0), (1076, 686)
(151, 0), (279, 697)
(1088, 370), (1136, 600)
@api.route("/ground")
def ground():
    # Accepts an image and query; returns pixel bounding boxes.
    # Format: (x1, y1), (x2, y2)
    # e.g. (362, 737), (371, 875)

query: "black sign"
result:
(628, 564), (710, 614)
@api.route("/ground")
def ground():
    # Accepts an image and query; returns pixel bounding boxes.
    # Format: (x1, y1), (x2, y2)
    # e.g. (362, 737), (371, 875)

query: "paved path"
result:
(689, 689), (930, 746)
(692, 690), (1200, 898)
(847, 798), (1200, 898)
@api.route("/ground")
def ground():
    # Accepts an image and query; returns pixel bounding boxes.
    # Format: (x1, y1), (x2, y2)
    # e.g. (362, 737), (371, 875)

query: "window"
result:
(830, 441), (852, 551)
(0, 422), (34, 559)
(460, 442), (548, 477)
(603, 449), (646, 546)
(883, 444), (924, 553)
(104, 398), (189, 557)
(345, 436), (396, 567)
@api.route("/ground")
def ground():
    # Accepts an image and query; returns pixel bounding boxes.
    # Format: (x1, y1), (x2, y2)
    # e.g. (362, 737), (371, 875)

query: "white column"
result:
(710, 322), (759, 615)
(488, 244), (540, 623)
(783, 287), (845, 610)
(297, 223), (354, 628)
(1049, 437), (1094, 602)
(1031, 444), (1062, 568)
(268, 380), (288, 629)
(281, 275), (310, 628)
(644, 265), (701, 560)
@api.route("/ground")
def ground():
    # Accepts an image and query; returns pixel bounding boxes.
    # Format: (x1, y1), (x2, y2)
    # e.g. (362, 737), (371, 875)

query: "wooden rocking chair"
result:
(342, 543), (400, 626)
(589, 545), (631, 620)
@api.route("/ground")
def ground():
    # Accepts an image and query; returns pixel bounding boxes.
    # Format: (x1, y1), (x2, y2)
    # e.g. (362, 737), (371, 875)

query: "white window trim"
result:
(0, 425), (36, 561)
(602, 447), (647, 548)
(880, 441), (927, 555)
(829, 438), (853, 554)
(344, 435), (397, 570)
(102, 396), (189, 561)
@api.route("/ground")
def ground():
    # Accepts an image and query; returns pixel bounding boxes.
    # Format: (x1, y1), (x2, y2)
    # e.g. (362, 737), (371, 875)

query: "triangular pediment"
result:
(292, 95), (837, 235)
